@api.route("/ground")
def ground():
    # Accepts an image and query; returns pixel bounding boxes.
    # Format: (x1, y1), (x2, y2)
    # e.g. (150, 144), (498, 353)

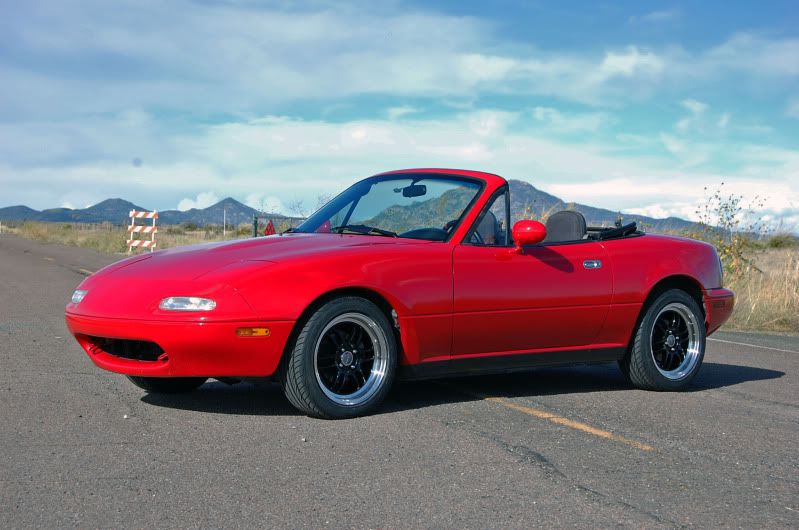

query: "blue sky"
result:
(0, 0), (797, 225)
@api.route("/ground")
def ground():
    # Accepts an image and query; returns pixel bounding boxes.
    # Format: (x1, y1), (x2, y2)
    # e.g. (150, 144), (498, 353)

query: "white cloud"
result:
(787, 98), (799, 118)
(2, 2), (795, 122)
(629, 9), (680, 24)
(703, 33), (799, 77)
(177, 192), (219, 211)
(659, 133), (712, 166)
(387, 106), (420, 120)
(532, 107), (609, 133)
(599, 47), (665, 78)
(1, 110), (796, 223)
(245, 193), (287, 215)
(625, 203), (699, 221)
(675, 100), (707, 132)
(0, 3), (795, 231)
(551, 177), (799, 224)
(681, 99), (708, 114)
(457, 54), (518, 83)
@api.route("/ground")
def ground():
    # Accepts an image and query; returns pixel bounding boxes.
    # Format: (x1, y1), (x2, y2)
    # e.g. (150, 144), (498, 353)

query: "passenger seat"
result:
(544, 211), (587, 243)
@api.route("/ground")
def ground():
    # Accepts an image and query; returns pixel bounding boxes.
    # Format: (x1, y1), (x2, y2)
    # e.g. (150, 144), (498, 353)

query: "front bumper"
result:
(703, 288), (735, 335)
(65, 313), (294, 377)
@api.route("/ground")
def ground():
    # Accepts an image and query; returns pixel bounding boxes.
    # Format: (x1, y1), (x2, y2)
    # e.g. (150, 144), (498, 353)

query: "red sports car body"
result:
(66, 169), (734, 418)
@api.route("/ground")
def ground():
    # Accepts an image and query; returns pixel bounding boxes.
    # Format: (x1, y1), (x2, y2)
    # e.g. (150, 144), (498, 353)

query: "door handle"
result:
(583, 259), (602, 269)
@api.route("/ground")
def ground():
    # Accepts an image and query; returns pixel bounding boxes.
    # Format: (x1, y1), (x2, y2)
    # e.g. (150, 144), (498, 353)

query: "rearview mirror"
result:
(402, 184), (427, 198)
(512, 220), (546, 252)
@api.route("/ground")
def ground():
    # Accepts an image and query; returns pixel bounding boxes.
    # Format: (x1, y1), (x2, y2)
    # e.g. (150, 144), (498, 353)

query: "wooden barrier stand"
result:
(127, 210), (158, 253)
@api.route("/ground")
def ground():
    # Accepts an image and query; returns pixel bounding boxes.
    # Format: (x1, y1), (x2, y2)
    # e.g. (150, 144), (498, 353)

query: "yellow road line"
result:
(78, 268), (95, 276)
(484, 396), (654, 451)
(443, 384), (655, 452)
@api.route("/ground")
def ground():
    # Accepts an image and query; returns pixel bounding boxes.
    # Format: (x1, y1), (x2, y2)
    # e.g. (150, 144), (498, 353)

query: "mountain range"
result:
(0, 180), (699, 233)
(0, 197), (285, 226)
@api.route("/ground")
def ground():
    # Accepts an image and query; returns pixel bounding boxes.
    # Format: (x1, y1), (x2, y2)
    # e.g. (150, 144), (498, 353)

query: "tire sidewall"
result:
(296, 297), (397, 418)
(638, 289), (706, 390)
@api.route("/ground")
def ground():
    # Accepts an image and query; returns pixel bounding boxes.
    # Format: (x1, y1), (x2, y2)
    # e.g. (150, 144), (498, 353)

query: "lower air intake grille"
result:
(88, 337), (165, 362)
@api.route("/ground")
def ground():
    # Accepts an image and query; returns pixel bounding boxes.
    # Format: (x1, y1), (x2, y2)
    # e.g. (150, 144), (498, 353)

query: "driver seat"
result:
(475, 211), (499, 245)
(544, 210), (586, 243)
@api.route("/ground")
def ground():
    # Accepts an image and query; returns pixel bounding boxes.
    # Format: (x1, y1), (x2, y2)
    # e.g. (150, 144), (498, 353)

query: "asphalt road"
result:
(1, 234), (797, 529)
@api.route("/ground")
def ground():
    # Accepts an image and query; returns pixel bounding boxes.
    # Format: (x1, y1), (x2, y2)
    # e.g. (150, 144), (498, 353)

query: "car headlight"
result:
(159, 296), (217, 312)
(71, 290), (88, 304)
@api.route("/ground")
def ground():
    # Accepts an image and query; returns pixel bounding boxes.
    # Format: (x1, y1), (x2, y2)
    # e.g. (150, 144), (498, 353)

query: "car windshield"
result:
(294, 174), (482, 241)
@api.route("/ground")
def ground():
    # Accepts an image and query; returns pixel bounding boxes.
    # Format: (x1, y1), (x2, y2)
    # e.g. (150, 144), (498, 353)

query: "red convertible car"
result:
(66, 169), (734, 418)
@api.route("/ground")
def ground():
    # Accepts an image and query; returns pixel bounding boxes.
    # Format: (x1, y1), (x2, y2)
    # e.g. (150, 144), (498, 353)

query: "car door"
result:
(451, 193), (612, 357)
(453, 242), (612, 356)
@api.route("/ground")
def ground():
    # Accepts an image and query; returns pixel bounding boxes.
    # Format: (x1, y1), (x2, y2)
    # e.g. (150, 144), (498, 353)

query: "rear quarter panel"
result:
(595, 234), (722, 346)
(602, 234), (722, 304)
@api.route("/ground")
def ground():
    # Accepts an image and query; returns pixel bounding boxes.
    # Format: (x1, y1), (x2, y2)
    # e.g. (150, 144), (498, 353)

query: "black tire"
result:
(619, 288), (706, 391)
(280, 296), (397, 419)
(126, 376), (207, 394)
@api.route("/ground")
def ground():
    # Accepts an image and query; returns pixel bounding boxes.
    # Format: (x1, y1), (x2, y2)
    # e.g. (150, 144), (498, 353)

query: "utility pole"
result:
(223, 208), (227, 239)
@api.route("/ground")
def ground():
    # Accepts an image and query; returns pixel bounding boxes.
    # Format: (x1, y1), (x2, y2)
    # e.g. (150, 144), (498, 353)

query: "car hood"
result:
(109, 233), (419, 280)
(67, 234), (426, 320)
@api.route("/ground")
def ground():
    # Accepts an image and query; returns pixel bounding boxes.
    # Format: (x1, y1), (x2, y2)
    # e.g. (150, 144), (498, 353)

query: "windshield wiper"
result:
(333, 224), (398, 237)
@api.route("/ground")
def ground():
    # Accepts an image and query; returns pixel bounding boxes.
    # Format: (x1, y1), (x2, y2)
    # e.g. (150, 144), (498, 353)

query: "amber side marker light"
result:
(236, 327), (271, 337)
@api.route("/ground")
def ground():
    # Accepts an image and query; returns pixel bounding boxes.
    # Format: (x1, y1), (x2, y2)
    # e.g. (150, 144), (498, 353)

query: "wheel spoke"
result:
(328, 330), (344, 349)
(333, 372), (345, 392)
(350, 325), (364, 348)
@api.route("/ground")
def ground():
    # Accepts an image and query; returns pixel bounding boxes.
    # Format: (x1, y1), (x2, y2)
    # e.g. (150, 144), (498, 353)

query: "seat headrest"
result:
(476, 211), (499, 244)
(544, 210), (587, 243)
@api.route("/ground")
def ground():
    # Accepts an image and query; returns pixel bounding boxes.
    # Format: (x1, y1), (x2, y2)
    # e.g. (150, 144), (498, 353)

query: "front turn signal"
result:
(236, 327), (271, 337)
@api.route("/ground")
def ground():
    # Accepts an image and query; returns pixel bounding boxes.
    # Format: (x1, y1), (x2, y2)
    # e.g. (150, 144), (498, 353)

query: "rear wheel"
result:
(620, 289), (705, 390)
(126, 376), (207, 394)
(281, 296), (397, 419)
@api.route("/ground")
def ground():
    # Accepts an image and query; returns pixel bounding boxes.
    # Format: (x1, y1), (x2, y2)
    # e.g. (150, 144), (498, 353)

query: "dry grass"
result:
(3, 220), (797, 333)
(4, 221), (250, 254)
(724, 248), (799, 333)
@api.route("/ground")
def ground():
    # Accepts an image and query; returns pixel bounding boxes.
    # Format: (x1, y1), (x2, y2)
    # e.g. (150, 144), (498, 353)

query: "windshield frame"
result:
(293, 172), (486, 243)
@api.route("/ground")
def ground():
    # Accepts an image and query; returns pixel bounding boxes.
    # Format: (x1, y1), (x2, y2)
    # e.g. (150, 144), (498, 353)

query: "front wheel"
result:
(620, 289), (706, 391)
(126, 376), (207, 394)
(281, 296), (397, 419)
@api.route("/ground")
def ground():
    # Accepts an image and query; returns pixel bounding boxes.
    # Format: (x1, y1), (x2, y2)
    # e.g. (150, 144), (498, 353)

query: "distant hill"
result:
(34, 199), (147, 223)
(0, 197), (292, 226)
(158, 197), (266, 225)
(508, 180), (698, 232)
(0, 182), (701, 233)
(0, 205), (39, 221)
(366, 186), (476, 233)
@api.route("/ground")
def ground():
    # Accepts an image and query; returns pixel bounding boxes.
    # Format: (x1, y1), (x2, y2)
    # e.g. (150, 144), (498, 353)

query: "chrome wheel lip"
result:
(313, 312), (389, 407)
(650, 302), (702, 381)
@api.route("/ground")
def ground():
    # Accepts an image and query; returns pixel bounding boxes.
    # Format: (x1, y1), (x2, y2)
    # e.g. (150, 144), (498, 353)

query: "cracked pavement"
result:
(1, 234), (797, 528)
